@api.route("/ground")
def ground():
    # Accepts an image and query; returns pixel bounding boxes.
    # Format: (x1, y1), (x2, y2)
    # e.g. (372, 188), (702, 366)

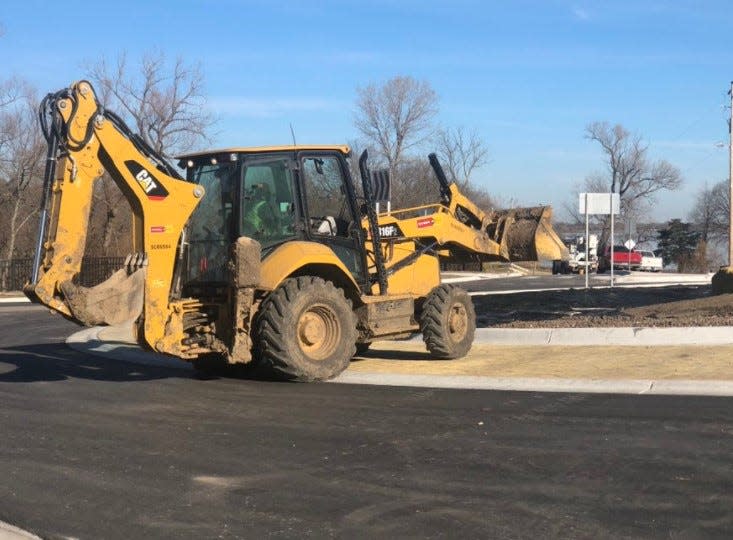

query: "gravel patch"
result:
(474, 285), (733, 328)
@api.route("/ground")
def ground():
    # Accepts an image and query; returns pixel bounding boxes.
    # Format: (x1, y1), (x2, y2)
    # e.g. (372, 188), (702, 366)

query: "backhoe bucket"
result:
(59, 261), (147, 326)
(487, 206), (569, 262)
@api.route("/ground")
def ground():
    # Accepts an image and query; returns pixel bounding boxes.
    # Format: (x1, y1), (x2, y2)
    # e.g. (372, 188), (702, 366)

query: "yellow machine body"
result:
(26, 80), (567, 380)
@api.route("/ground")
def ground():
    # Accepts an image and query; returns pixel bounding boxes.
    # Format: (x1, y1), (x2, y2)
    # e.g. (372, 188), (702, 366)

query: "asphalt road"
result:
(1, 304), (732, 539)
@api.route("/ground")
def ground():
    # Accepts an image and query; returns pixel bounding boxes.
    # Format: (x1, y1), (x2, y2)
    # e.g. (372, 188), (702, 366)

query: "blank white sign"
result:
(579, 192), (620, 215)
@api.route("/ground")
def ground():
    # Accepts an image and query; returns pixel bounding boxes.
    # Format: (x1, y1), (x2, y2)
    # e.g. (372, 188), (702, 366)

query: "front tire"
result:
(254, 277), (357, 381)
(420, 284), (476, 359)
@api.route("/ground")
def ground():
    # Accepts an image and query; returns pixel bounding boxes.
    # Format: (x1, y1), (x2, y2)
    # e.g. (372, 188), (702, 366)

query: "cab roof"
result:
(177, 145), (351, 160)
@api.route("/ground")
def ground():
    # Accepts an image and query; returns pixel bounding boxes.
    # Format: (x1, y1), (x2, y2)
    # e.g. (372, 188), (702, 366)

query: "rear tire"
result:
(420, 284), (476, 359)
(254, 277), (357, 381)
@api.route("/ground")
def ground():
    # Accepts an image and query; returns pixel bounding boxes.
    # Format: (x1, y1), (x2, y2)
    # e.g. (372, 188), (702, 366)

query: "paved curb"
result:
(0, 521), (42, 539)
(332, 372), (733, 396)
(442, 272), (523, 284)
(66, 325), (733, 396)
(467, 280), (712, 297)
(66, 327), (193, 372)
(0, 296), (29, 304)
(472, 326), (733, 346)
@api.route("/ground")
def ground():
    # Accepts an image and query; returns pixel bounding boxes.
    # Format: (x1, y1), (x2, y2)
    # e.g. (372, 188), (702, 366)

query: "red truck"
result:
(597, 245), (642, 272)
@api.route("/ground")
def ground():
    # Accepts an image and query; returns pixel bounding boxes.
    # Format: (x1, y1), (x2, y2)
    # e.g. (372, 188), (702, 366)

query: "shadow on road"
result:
(352, 349), (431, 362)
(0, 343), (188, 383)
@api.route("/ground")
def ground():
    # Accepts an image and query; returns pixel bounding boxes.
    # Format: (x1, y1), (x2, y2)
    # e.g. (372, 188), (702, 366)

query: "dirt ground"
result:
(473, 285), (733, 328)
(352, 342), (733, 380)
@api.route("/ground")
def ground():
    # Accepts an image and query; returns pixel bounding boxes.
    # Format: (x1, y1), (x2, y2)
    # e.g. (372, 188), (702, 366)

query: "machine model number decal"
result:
(416, 217), (434, 228)
(378, 224), (401, 238)
(124, 160), (170, 200)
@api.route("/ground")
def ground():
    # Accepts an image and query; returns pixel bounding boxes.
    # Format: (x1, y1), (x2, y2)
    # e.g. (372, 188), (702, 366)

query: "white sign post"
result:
(579, 192), (620, 288)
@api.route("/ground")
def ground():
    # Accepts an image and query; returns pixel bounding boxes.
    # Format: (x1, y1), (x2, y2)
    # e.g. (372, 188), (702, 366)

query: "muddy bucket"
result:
(487, 206), (569, 262)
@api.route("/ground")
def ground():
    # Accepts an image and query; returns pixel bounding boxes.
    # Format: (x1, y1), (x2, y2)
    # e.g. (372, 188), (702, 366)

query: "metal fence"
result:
(0, 257), (126, 292)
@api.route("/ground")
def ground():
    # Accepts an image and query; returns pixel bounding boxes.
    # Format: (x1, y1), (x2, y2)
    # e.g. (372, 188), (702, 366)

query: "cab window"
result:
(301, 156), (352, 237)
(240, 158), (297, 248)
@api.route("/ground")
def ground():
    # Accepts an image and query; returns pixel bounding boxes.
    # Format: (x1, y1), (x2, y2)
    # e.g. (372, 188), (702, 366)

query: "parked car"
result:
(639, 250), (663, 272)
(597, 245), (642, 272)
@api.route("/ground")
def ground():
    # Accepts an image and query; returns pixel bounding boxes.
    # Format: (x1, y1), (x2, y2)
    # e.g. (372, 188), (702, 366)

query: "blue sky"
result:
(1, 0), (731, 221)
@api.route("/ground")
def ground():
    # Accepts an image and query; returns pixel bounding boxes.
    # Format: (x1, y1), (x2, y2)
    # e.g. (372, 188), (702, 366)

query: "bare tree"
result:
(585, 121), (682, 214)
(690, 180), (729, 243)
(89, 51), (215, 157)
(392, 157), (439, 208)
(86, 51), (217, 255)
(0, 77), (28, 150)
(434, 126), (489, 187)
(354, 76), (438, 180)
(0, 82), (45, 261)
(581, 122), (682, 247)
(353, 77), (501, 214)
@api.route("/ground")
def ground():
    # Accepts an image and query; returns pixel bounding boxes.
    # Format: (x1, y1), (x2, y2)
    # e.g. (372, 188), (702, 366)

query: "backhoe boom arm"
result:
(25, 81), (205, 354)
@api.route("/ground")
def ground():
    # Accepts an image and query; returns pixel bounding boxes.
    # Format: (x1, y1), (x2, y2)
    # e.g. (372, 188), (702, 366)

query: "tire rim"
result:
(297, 304), (340, 361)
(448, 301), (468, 343)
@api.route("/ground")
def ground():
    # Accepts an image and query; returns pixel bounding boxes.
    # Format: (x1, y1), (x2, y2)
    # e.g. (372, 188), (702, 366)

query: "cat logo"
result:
(124, 160), (170, 201)
(135, 169), (157, 193)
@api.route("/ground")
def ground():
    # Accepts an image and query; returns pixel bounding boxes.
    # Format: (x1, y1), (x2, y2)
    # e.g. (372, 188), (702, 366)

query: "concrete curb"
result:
(65, 324), (733, 396)
(472, 326), (733, 346)
(0, 296), (29, 304)
(66, 327), (193, 372)
(0, 521), (42, 539)
(332, 372), (733, 396)
(442, 272), (523, 284)
(468, 280), (712, 297)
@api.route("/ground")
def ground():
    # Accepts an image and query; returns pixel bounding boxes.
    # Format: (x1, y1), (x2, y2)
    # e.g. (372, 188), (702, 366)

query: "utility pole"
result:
(711, 82), (733, 293)
(729, 82), (733, 265)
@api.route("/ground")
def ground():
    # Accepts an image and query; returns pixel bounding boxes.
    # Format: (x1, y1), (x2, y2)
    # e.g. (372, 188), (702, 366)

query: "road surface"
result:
(0, 304), (731, 539)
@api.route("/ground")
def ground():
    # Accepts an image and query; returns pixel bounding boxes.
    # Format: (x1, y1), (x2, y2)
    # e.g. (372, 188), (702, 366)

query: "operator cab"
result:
(178, 145), (367, 294)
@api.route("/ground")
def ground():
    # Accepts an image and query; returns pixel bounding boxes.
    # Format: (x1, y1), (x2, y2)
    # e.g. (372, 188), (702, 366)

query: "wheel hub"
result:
(297, 304), (340, 361)
(299, 312), (326, 346)
(448, 302), (468, 342)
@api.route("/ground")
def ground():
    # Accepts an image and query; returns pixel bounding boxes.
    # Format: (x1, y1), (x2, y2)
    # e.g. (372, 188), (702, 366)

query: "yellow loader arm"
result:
(367, 153), (568, 265)
(25, 81), (205, 355)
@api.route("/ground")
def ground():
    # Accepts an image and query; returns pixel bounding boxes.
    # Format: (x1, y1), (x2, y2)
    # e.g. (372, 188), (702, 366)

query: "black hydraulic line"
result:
(358, 150), (388, 295)
(31, 99), (61, 284)
(103, 109), (183, 180)
(428, 152), (452, 206)
(384, 240), (438, 278)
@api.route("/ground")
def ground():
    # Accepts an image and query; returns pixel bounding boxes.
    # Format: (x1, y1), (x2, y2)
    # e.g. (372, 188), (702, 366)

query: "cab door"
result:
(297, 152), (367, 288)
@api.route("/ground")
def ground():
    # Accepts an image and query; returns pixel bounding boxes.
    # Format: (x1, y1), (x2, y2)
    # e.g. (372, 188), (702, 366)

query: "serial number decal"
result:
(150, 244), (172, 250)
(416, 217), (434, 228)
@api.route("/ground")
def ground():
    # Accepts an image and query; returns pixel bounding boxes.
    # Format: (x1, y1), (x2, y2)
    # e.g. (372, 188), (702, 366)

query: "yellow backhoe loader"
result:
(25, 81), (567, 381)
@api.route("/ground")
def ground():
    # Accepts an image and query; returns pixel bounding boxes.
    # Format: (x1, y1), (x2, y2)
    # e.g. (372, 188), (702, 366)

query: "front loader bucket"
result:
(59, 264), (146, 327)
(487, 206), (569, 262)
